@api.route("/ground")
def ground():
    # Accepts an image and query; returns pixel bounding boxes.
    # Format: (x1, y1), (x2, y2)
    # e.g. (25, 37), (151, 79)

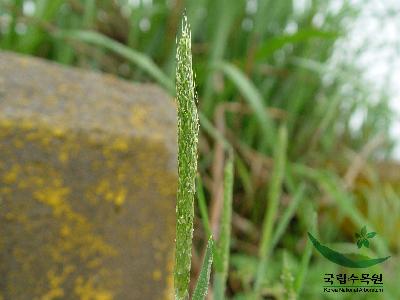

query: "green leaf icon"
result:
(361, 226), (367, 237)
(355, 227), (376, 249)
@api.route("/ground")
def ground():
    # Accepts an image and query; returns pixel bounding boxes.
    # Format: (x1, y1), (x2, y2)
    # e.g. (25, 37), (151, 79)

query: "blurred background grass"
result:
(0, 0), (399, 299)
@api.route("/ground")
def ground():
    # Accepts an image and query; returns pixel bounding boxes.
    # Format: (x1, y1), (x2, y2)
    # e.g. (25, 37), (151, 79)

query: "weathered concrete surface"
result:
(0, 52), (177, 300)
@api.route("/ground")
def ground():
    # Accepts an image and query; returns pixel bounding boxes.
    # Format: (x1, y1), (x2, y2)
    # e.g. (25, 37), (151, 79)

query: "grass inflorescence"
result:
(174, 15), (199, 300)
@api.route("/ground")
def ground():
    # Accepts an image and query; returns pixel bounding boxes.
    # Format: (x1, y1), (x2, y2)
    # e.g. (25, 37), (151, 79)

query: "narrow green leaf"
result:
(295, 209), (317, 295)
(192, 237), (214, 300)
(216, 62), (276, 151)
(202, 0), (241, 114)
(271, 184), (306, 250)
(54, 30), (174, 92)
(256, 29), (340, 60)
(214, 153), (234, 300)
(196, 175), (212, 238)
(254, 126), (288, 296)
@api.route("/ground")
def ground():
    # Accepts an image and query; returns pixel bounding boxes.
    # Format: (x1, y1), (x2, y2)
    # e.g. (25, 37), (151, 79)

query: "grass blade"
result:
(271, 184), (306, 250)
(256, 29), (339, 60)
(192, 237), (214, 300)
(202, 0), (240, 114)
(196, 175), (212, 238)
(294, 209), (317, 295)
(54, 30), (174, 92)
(216, 62), (276, 151)
(254, 125), (288, 296)
(213, 153), (234, 300)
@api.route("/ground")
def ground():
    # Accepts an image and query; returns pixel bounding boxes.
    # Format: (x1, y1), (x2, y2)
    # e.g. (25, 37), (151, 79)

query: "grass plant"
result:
(0, 1), (398, 298)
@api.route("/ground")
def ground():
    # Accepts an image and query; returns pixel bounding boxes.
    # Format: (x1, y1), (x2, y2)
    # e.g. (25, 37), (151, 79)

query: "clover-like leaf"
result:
(357, 239), (363, 249)
(367, 232), (376, 239)
(363, 239), (370, 248)
(361, 226), (367, 237)
(355, 233), (360, 239)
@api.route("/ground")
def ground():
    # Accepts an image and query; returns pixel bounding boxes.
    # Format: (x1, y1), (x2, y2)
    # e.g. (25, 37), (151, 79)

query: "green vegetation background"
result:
(1, 0), (399, 299)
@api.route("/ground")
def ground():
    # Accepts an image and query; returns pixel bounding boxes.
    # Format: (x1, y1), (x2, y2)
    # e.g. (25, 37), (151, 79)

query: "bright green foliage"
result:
(192, 237), (214, 300)
(174, 16), (199, 300)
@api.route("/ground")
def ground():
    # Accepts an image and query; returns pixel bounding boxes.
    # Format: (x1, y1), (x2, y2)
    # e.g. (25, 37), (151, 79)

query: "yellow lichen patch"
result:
(114, 188), (127, 207)
(94, 179), (127, 208)
(152, 269), (162, 281)
(110, 138), (129, 152)
(129, 107), (148, 127)
(163, 253), (175, 300)
(74, 276), (114, 300)
(34, 185), (70, 216)
(3, 165), (20, 184)
(41, 266), (74, 300)
(52, 127), (65, 138)
(58, 151), (69, 163)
